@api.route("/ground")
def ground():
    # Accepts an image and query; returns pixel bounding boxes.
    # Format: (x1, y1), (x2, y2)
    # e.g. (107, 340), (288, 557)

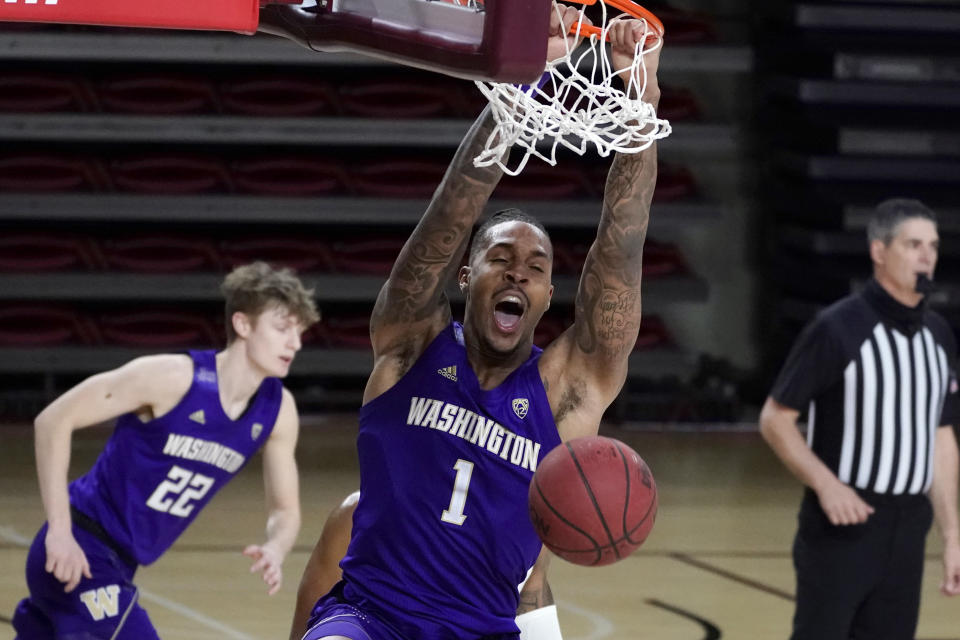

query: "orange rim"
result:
(561, 0), (664, 42)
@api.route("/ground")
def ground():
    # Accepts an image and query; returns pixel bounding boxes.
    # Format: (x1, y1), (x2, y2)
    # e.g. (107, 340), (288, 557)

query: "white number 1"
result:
(441, 459), (475, 526)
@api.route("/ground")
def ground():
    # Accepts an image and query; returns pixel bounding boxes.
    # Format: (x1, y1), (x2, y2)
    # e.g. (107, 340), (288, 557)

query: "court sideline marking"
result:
(0, 525), (257, 639)
(670, 552), (795, 601)
(645, 599), (721, 640)
(556, 599), (615, 640)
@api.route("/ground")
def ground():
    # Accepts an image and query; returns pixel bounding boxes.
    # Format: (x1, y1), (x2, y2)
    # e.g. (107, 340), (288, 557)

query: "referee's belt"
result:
(70, 506), (138, 568)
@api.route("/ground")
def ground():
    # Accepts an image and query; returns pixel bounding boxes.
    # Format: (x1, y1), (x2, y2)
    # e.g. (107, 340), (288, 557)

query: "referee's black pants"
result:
(790, 489), (933, 640)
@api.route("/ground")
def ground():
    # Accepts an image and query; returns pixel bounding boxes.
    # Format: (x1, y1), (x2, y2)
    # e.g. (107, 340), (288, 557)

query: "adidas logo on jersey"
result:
(189, 410), (206, 425)
(438, 365), (458, 382)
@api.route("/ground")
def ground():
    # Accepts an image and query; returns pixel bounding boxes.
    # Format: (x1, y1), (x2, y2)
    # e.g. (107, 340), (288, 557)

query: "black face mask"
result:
(916, 273), (936, 295)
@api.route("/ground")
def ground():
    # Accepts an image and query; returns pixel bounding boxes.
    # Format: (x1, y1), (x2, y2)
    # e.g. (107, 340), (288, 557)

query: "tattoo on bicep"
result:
(575, 267), (641, 357)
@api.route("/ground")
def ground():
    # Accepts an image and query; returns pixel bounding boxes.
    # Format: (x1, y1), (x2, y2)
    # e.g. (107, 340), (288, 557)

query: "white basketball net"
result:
(473, 2), (672, 176)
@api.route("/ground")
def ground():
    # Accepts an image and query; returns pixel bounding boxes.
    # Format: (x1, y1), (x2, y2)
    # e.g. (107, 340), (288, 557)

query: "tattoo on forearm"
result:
(377, 109), (504, 325)
(517, 581), (555, 615)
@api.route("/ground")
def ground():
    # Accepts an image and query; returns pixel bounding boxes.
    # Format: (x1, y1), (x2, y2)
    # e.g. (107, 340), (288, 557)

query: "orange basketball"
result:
(528, 436), (657, 566)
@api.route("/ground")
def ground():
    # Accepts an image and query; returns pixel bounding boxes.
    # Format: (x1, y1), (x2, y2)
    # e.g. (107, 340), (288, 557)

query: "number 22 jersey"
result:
(68, 350), (282, 566)
(341, 322), (563, 639)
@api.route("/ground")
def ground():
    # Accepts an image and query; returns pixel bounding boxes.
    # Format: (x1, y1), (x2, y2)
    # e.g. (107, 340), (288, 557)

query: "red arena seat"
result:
(231, 156), (350, 196)
(658, 86), (702, 122)
(110, 155), (231, 194)
(634, 315), (673, 351)
(651, 6), (717, 44)
(588, 162), (697, 202)
(220, 77), (338, 116)
(533, 314), (567, 347)
(220, 237), (333, 272)
(495, 163), (593, 199)
(0, 305), (100, 346)
(329, 236), (406, 276)
(0, 73), (93, 113)
(0, 154), (106, 192)
(553, 239), (688, 277)
(101, 235), (221, 273)
(653, 165), (698, 202)
(351, 159), (447, 198)
(338, 78), (460, 118)
(322, 313), (372, 348)
(300, 321), (329, 348)
(643, 242), (690, 277)
(99, 310), (218, 347)
(96, 74), (218, 114)
(0, 234), (101, 271)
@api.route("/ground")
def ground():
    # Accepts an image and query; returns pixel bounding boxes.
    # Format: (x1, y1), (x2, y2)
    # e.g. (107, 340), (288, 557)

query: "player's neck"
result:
(465, 337), (529, 391)
(215, 347), (266, 419)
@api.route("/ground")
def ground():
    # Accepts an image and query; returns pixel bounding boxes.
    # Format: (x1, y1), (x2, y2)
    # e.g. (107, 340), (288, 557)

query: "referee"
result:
(760, 198), (960, 640)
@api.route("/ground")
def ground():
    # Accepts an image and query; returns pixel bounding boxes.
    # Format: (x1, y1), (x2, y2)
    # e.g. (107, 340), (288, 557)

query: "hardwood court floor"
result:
(1, 416), (958, 639)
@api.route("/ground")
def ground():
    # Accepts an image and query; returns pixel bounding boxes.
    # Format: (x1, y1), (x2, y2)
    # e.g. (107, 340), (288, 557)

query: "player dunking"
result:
(290, 492), (563, 640)
(301, 9), (662, 640)
(12, 261), (319, 640)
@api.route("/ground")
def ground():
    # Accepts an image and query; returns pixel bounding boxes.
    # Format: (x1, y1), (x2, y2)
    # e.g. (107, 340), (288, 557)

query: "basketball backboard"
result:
(259, 0), (550, 83)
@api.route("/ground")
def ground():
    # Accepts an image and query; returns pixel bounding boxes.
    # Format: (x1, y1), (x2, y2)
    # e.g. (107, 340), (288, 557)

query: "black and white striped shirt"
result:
(771, 279), (959, 496)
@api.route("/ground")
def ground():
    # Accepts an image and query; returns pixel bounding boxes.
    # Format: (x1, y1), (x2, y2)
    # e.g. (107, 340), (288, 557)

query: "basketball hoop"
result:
(474, 0), (672, 176)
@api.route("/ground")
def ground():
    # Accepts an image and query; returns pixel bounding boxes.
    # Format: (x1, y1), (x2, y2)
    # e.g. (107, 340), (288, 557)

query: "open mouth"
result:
(494, 297), (525, 332)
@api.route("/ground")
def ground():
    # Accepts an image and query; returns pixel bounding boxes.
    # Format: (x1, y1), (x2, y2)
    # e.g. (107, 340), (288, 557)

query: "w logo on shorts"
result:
(79, 585), (120, 621)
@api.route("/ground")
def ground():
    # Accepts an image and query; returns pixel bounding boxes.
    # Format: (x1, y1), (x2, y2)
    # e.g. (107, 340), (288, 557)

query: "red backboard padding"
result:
(0, 0), (259, 33)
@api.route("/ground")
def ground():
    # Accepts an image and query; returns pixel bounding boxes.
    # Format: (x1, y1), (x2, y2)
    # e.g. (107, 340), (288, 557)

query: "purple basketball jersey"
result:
(69, 350), (282, 565)
(341, 322), (562, 639)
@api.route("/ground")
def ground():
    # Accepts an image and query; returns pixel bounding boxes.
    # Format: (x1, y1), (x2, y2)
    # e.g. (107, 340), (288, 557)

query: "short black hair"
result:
(867, 198), (937, 246)
(469, 208), (551, 262)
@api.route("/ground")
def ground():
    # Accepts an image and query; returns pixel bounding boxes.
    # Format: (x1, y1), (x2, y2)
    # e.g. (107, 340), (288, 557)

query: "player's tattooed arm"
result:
(571, 18), (659, 367)
(574, 146), (655, 364)
(517, 579), (556, 615)
(370, 106), (505, 355)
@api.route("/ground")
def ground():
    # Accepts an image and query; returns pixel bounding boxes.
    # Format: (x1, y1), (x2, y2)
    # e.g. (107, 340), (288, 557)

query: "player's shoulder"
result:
(106, 353), (194, 412)
(120, 353), (193, 383)
(272, 386), (300, 432)
(280, 386), (297, 409)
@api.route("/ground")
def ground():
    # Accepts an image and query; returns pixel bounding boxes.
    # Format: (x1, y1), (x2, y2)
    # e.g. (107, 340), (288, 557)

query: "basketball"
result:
(528, 436), (657, 566)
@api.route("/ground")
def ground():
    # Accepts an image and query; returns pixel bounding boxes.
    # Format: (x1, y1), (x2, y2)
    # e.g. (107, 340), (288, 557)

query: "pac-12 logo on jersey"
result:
(251, 422), (263, 440)
(79, 585), (121, 621)
(512, 398), (529, 419)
